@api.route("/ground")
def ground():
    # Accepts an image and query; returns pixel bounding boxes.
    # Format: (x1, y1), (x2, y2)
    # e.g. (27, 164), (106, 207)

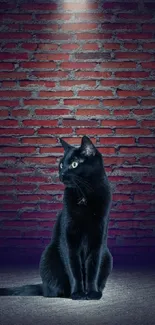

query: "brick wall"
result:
(0, 0), (155, 265)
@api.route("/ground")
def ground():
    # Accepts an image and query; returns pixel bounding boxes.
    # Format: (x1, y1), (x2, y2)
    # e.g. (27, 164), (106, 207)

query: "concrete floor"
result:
(0, 265), (155, 325)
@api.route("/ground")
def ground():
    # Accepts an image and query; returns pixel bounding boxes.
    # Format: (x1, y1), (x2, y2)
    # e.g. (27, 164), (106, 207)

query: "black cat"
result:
(0, 136), (113, 300)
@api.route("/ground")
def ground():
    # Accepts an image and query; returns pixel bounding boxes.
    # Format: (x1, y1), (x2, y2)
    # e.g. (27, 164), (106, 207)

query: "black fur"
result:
(0, 136), (113, 300)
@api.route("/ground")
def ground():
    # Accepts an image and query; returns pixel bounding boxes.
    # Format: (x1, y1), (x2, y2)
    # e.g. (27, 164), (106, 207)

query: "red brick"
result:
(22, 138), (57, 145)
(104, 43), (120, 50)
(134, 194), (155, 201)
(61, 62), (96, 70)
(133, 109), (152, 115)
(20, 81), (56, 88)
(143, 43), (155, 49)
(117, 90), (152, 97)
(0, 32), (31, 40)
(76, 128), (112, 135)
(78, 90), (113, 97)
(35, 109), (70, 116)
(101, 80), (135, 87)
(101, 62), (136, 69)
(12, 109), (29, 117)
(21, 212), (56, 219)
(116, 128), (151, 135)
(100, 137), (135, 145)
(75, 71), (111, 78)
(103, 2), (138, 9)
(18, 195), (52, 202)
(0, 91), (31, 98)
(0, 137), (18, 144)
(142, 80), (155, 87)
(77, 33), (112, 40)
(76, 109), (110, 116)
(40, 203), (63, 211)
(115, 71), (150, 78)
(24, 99), (59, 106)
(0, 100), (18, 107)
(38, 127), (73, 135)
(0, 157), (17, 164)
(118, 13), (152, 20)
(63, 23), (97, 31)
(0, 177), (13, 183)
(115, 52), (152, 60)
(40, 147), (63, 154)
(17, 176), (49, 183)
(0, 72), (27, 79)
(3, 221), (38, 228)
(0, 14), (32, 21)
(22, 120), (58, 127)
(38, 44), (58, 50)
(39, 184), (64, 191)
(20, 3), (57, 10)
(61, 44), (79, 50)
(62, 3), (98, 10)
(117, 33), (153, 40)
(141, 120), (155, 127)
(101, 120), (137, 127)
(113, 109), (131, 116)
(117, 184), (151, 191)
(103, 99), (137, 107)
(139, 137), (155, 144)
(0, 128), (34, 135)
(141, 100), (155, 106)
(0, 147), (36, 154)
(140, 157), (155, 164)
(118, 203), (150, 211)
(82, 43), (99, 50)
(21, 62), (56, 69)
(0, 63), (14, 70)
(110, 212), (134, 219)
(0, 110), (8, 117)
(32, 71), (68, 79)
(22, 157), (57, 165)
(22, 44), (38, 51)
(141, 62), (155, 69)
(37, 33), (72, 41)
(23, 24), (58, 31)
(62, 119), (98, 127)
(62, 137), (96, 145)
(142, 176), (155, 182)
(64, 99), (100, 106)
(0, 230), (21, 237)
(119, 147), (155, 154)
(36, 14), (71, 21)
(34, 54), (69, 61)
(39, 91), (73, 98)
(0, 53), (28, 60)
(2, 81), (16, 88)
(98, 147), (115, 154)
(0, 120), (18, 127)
(60, 80), (96, 87)
(123, 43), (138, 50)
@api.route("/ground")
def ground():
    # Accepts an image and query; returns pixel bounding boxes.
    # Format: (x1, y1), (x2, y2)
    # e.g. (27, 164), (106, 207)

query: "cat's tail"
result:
(0, 284), (43, 296)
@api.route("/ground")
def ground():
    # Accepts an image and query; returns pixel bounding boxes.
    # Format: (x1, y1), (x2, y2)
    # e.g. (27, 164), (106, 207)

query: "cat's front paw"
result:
(71, 291), (87, 300)
(86, 290), (102, 300)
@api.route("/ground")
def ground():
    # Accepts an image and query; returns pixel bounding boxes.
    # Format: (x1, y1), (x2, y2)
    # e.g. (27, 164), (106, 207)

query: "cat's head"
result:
(59, 136), (104, 188)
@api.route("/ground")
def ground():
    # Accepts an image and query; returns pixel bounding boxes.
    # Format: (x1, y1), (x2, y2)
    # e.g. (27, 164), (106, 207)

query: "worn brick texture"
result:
(0, 0), (155, 264)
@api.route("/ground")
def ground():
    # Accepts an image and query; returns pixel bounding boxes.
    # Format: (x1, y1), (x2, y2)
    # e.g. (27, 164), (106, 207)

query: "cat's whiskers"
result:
(72, 179), (87, 201)
(73, 175), (94, 193)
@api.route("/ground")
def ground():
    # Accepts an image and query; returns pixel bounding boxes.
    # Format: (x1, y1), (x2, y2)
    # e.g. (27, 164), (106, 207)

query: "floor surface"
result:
(0, 265), (155, 325)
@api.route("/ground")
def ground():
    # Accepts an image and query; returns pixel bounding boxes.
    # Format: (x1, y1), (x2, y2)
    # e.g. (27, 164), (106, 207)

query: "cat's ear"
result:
(60, 138), (72, 152)
(80, 136), (96, 157)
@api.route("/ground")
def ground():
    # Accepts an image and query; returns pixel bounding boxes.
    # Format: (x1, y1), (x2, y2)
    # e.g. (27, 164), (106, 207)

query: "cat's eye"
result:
(60, 163), (63, 169)
(71, 161), (78, 169)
